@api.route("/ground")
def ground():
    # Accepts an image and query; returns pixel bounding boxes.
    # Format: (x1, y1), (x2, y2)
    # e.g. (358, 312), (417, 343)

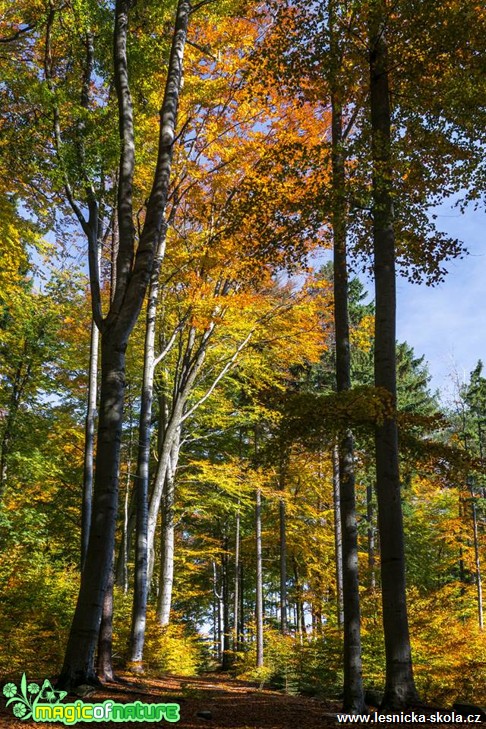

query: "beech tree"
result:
(57, 0), (191, 687)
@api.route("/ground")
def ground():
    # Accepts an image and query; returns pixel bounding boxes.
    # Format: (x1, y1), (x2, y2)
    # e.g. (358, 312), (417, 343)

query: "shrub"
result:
(112, 594), (209, 677)
(0, 548), (79, 678)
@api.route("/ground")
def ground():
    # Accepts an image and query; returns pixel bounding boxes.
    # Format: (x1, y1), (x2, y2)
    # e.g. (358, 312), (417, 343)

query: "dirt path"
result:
(0, 673), (339, 729)
(0, 673), (473, 728)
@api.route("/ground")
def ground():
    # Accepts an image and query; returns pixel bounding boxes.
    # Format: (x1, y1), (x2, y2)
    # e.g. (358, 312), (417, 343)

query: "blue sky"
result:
(395, 202), (485, 402)
(311, 200), (485, 401)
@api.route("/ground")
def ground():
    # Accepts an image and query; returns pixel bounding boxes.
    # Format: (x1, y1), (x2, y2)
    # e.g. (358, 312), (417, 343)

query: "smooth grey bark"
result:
(79, 28), (100, 570)
(332, 444), (344, 628)
(156, 429), (180, 626)
(129, 234), (166, 662)
(255, 487), (264, 668)
(81, 297), (100, 570)
(329, 7), (364, 707)
(59, 338), (127, 687)
(369, 0), (419, 707)
(96, 564), (115, 682)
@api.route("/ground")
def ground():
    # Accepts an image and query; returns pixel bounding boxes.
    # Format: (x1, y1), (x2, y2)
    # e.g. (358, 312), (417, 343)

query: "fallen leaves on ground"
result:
(0, 672), (474, 728)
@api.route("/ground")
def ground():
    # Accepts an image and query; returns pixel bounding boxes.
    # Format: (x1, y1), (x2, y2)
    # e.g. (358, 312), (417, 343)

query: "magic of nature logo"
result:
(3, 674), (180, 724)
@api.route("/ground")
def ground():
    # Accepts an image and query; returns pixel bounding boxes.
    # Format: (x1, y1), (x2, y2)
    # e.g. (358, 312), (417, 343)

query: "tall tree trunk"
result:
(255, 487), (264, 668)
(369, 0), (418, 707)
(97, 564), (115, 682)
(472, 499), (484, 630)
(129, 231), (166, 666)
(59, 339), (126, 687)
(329, 9), (364, 706)
(156, 429), (180, 626)
(332, 444), (344, 628)
(81, 319), (99, 569)
(469, 482), (484, 630)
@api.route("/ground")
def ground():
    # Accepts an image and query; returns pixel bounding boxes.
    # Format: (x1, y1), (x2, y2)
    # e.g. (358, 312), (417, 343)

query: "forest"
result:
(0, 0), (485, 726)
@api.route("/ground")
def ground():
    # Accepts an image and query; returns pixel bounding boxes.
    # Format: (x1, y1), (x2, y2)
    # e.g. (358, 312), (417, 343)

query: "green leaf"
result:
(20, 674), (28, 702)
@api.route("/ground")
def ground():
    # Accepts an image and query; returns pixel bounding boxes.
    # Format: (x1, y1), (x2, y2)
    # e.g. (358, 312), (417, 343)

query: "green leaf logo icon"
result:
(3, 674), (66, 721)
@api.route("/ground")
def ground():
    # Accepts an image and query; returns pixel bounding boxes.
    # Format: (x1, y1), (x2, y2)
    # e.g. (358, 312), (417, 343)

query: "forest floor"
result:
(0, 672), (477, 728)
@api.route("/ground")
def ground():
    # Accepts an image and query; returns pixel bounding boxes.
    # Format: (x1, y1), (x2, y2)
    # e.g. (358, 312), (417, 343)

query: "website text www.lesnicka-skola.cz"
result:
(336, 710), (484, 723)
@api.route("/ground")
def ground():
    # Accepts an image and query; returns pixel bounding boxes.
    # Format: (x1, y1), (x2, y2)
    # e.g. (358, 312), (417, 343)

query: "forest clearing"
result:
(0, 0), (485, 725)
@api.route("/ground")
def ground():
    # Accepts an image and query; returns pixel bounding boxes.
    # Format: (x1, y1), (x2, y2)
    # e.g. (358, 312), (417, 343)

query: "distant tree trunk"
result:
(332, 444), (344, 628)
(234, 507), (241, 650)
(369, 0), (419, 707)
(115, 487), (134, 589)
(255, 487), (264, 668)
(221, 534), (231, 669)
(212, 563), (219, 660)
(293, 557), (305, 639)
(367, 482), (376, 591)
(472, 499), (484, 630)
(279, 497), (288, 634)
(239, 563), (245, 645)
(458, 497), (466, 588)
(312, 603), (323, 636)
(212, 560), (223, 660)
(329, 10), (364, 706)
(0, 352), (31, 496)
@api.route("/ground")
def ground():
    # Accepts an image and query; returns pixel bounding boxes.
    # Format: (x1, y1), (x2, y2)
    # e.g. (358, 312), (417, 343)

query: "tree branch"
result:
(0, 23), (36, 43)
(181, 331), (253, 422)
